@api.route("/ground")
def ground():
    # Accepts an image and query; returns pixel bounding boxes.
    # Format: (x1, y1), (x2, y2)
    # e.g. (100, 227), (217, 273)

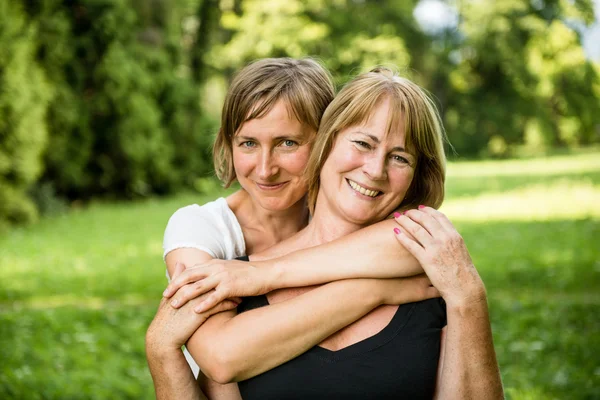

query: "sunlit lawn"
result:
(1, 152), (598, 399)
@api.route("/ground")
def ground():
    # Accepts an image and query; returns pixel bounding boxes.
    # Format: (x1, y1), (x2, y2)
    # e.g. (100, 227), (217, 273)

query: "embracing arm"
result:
(164, 218), (425, 310)
(187, 276), (438, 384)
(261, 218), (424, 286)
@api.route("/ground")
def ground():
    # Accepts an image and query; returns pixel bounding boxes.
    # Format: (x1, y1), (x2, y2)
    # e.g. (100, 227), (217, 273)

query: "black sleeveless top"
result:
(235, 257), (447, 399)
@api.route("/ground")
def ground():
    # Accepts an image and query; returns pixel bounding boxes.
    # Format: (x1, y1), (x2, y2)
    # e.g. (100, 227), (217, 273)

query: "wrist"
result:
(146, 339), (183, 363)
(358, 279), (387, 307)
(445, 289), (488, 316)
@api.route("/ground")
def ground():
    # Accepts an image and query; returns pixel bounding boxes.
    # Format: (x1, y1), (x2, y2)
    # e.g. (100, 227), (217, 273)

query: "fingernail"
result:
(393, 212), (400, 218)
(393, 228), (401, 234)
(163, 289), (169, 297)
(171, 299), (178, 307)
(418, 205), (425, 209)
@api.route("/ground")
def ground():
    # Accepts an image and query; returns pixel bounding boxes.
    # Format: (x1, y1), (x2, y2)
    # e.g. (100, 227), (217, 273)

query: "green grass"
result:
(1, 152), (599, 399)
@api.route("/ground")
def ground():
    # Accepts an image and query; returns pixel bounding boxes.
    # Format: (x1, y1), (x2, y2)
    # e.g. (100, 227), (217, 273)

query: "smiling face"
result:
(316, 97), (416, 226)
(232, 100), (316, 212)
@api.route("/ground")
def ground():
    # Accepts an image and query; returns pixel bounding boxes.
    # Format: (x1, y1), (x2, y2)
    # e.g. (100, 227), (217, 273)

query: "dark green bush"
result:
(0, 1), (53, 226)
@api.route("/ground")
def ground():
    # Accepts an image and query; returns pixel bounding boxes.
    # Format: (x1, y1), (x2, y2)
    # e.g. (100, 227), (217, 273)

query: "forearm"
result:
(255, 219), (423, 288)
(146, 348), (206, 400)
(188, 279), (383, 383)
(436, 299), (504, 399)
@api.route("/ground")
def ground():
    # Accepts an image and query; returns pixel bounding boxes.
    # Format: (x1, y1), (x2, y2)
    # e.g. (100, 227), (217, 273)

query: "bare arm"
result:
(186, 276), (438, 384)
(260, 218), (424, 284)
(147, 256), (213, 400)
(395, 207), (503, 399)
(146, 331), (206, 400)
(164, 219), (424, 311)
(434, 298), (503, 399)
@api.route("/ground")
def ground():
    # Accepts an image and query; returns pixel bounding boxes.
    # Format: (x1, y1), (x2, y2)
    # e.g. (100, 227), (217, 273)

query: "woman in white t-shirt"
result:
(146, 60), (451, 398)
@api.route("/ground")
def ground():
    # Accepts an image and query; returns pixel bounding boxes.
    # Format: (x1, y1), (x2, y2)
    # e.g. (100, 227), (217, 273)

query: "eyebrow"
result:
(354, 131), (409, 154)
(235, 133), (306, 141)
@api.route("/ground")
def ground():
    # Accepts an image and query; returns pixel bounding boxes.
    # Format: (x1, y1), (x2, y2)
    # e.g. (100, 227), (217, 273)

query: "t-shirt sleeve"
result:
(162, 203), (230, 260)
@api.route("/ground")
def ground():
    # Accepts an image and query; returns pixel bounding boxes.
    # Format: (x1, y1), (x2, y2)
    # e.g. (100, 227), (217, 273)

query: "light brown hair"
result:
(306, 67), (447, 213)
(213, 58), (335, 187)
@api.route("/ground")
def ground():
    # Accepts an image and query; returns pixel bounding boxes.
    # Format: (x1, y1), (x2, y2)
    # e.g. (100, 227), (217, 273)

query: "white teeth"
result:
(348, 180), (380, 197)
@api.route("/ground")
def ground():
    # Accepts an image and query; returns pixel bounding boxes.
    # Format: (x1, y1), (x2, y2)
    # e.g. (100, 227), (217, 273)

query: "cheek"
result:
(390, 168), (415, 193)
(232, 150), (255, 177)
(281, 147), (312, 175)
(330, 147), (363, 171)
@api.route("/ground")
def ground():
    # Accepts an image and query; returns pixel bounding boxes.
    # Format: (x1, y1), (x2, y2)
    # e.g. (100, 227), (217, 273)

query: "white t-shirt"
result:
(163, 197), (246, 263)
(162, 197), (246, 377)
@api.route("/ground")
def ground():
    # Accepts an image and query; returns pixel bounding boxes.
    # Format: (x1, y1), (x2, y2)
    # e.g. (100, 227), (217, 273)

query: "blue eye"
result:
(241, 141), (256, 148)
(282, 140), (297, 147)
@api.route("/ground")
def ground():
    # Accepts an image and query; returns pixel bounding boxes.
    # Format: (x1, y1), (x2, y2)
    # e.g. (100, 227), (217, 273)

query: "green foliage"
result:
(443, 0), (600, 156)
(0, 153), (598, 399)
(1, 0), (599, 228)
(0, 1), (53, 226)
(25, 0), (212, 200)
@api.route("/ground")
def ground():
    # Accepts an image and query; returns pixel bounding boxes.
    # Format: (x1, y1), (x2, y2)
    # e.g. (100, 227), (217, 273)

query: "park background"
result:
(0, 0), (599, 398)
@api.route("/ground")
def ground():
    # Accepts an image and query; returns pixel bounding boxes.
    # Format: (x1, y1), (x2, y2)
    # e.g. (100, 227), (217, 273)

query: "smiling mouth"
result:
(256, 182), (288, 191)
(347, 179), (382, 198)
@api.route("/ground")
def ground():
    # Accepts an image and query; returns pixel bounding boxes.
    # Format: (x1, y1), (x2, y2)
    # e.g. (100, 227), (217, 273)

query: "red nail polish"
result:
(394, 228), (401, 234)
(393, 212), (400, 218)
(418, 205), (425, 209)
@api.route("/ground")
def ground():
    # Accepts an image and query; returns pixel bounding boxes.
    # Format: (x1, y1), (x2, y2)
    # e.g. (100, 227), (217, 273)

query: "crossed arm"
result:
(147, 209), (503, 399)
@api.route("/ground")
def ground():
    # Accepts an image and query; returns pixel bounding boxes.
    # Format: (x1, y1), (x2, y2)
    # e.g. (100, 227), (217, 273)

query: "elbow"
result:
(192, 344), (243, 384)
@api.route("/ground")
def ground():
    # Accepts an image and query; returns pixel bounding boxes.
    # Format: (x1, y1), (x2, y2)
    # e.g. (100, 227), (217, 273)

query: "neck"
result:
(300, 192), (364, 247)
(231, 190), (310, 252)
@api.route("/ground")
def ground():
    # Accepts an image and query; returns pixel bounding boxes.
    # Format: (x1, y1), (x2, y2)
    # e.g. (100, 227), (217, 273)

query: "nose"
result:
(363, 153), (387, 181)
(256, 150), (278, 180)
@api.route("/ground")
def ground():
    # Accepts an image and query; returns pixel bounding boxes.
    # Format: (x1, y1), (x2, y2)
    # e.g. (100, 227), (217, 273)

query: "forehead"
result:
(345, 97), (407, 147)
(236, 100), (314, 138)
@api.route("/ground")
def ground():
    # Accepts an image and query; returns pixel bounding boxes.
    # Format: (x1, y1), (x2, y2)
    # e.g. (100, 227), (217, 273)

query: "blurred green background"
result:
(1, 0), (599, 399)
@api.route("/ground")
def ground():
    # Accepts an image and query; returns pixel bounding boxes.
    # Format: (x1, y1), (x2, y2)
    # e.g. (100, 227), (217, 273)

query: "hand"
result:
(377, 274), (440, 305)
(162, 259), (274, 313)
(392, 206), (487, 308)
(146, 264), (241, 356)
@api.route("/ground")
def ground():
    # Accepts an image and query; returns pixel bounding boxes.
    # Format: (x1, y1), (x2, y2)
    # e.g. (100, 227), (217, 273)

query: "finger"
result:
(193, 287), (229, 313)
(393, 226), (426, 262)
(170, 283), (214, 308)
(418, 206), (455, 233)
(164, 265), (213, 297)
(394, 213), (434, 248)
(404, 208), (444, 237)
(200, 299), (239, 318)
(170, 261), (186, 281)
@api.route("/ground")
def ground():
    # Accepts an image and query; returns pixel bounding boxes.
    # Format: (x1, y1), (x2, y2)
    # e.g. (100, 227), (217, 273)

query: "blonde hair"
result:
(306, 67), (447, 213)
(213, 58), (335, 187)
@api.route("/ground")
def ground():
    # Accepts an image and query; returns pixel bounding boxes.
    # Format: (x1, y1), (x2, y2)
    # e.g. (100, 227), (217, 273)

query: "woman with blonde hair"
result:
(148, 67), (503, 399)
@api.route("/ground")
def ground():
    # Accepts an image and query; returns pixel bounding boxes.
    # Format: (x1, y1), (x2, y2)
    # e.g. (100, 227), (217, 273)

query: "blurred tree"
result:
(1, 0), (598, 227)
(0, 1), (53, 228)
(443, 0), (599, 156)
(23, 0), (212, 202)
